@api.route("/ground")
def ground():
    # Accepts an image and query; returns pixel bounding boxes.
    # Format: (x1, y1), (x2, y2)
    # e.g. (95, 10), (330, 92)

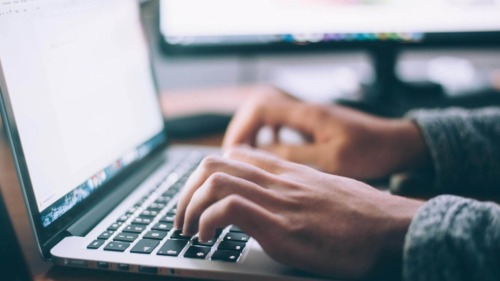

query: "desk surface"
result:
(0, 87), (252, 281)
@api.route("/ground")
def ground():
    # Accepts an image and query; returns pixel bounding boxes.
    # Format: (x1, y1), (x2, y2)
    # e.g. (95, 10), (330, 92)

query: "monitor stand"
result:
(338, 45), (500, 117)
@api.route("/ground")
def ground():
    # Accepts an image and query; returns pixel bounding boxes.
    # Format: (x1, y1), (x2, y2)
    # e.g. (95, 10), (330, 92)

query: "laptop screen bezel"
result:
(0, 5), (170, 258)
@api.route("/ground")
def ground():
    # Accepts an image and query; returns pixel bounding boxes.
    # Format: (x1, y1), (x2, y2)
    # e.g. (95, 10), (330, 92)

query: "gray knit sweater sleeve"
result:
(408, 107), (500, 193)
(402, 107), (500, 281)
(403, 195), (500, 281)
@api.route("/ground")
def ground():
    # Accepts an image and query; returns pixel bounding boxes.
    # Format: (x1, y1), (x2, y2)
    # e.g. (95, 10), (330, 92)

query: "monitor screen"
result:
(160, 0), (500, 49)
(0, 0), (165, 227)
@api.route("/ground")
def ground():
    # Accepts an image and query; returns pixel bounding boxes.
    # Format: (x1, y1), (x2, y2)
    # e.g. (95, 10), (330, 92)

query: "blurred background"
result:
(138, 0), (500, 137)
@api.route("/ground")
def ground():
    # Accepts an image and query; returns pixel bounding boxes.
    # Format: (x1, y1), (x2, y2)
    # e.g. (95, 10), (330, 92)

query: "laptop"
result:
(0, 186), (32, 281)
(0, 0), (323, 280)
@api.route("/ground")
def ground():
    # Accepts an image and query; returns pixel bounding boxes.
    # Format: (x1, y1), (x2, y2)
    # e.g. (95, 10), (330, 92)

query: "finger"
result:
(261, 144), (330, 171)
(197, 194), (281, 246)
(223, 97), (317, 148)
(175, 155), (276, 229)
(223, 146), (288, 174)
(182, 172), (281, 236)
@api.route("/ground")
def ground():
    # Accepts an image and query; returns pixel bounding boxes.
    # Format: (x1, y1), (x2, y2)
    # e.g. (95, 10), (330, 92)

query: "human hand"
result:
(223, 87), (430, 180)
(175, 147), (424, 280)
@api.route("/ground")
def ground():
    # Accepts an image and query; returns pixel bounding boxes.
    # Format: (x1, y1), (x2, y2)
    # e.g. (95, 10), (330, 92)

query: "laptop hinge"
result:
(66, 153), (165, 236)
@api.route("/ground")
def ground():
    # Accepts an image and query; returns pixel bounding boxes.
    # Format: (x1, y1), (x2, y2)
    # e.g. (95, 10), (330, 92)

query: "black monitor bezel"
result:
(160, 30), (500, 56)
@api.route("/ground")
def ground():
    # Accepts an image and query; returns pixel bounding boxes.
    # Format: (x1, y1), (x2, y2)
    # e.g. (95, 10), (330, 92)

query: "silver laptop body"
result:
(0, 0), (323, 280)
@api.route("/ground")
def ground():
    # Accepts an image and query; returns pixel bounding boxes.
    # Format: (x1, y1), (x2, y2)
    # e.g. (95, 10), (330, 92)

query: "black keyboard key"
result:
(169, 207), (178, 215)
(162, 189), (177, 197)
(141, 210), (159, 218)
(130, 239), (160, 254)
(98, 231), (114, 240)
(155, 196), (172, 204)
(224, 232), (249, 242)
(184, 246), (210, 259)
(152, 222), (173, 231)
(229, 225), (243, 233)
(170, 230), (192, 240)
(114, 233), (139, 243)
(157, 239), (188, 256)
(87, 240), (105, 249)
(123, 224), (146, 234)
(211, 250), (240, 262)
(160, 214), (175, 223)
(126, 206), (138, 215)
(132, 217), (153, 225)
(143, 230), (168, 240)
(147, 203), (166, 211)
(107, 222), (123, 231)
(104, 241), (130, 252)
(117, 214), (131, 222)
(192, 237), (216, 247)
(215, 228), (224, 237)
(218, 241), (246, 252)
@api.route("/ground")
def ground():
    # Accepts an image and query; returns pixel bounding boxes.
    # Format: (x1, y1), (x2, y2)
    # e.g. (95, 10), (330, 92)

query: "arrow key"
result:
(157, 239), (188, 257)
(184, 246), (210, 259)
(130, 239), (160, 254)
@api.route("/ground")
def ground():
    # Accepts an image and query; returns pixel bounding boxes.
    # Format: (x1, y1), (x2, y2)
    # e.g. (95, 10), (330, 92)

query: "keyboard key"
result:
(170, 230), (191, 240)
(114, 233), (139, 243)
(147, 203), (166, 211)
(141, 210), (159, 218)
(130, 239), (160, 254)
(224, 232), (249, 242)
(104, 241), (130, 252)
(211, 250), (240, 262)
(107, 222), (123, 231)
(98, 231), (114, 240)
(123, 224), (146, 234)
(160, 214), (175, 223)
(125, 206), (138, 215)
(183, 246), (210, 259)
(162, 189), (177, 197)
(217, 241), (246, 252)
(155, 196), (172, 204)
(143, 230), (168, 240)
(87, 240), (105, 249)
(117, 214), (131, 222)
(192, 237), (216, 247)
(152, 222), (173, 231)
(157, 239), (188, 256)
(132, 217), (153, 225)
(229, 225), (243, 233)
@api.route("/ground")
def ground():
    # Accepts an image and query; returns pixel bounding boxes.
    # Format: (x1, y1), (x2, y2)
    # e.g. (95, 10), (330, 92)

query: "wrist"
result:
(370, 197), (424, 280)
(386, 119), (431, 173)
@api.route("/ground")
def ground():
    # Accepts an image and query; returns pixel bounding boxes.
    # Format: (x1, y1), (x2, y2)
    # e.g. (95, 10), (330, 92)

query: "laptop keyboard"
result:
(86, 152), (250, 263)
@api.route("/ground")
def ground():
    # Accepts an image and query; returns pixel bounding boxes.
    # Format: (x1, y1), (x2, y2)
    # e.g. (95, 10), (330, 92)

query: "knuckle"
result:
(223, 147), (242, 159)
(200, 155), (224, 172)
(223, 195), (244, 213)
(205, 172), (228, 191)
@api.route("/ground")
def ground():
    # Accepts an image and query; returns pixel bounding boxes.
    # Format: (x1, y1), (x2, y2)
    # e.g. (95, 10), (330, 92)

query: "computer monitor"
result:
(159, 0), (500, 113)
(160, 0), (500, 53)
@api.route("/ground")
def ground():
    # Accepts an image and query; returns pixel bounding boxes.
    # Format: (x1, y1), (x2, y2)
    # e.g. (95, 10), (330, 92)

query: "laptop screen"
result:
(0, 0), (165, 227)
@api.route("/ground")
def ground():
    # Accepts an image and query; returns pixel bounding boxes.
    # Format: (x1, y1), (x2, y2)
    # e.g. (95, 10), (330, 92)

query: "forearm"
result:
(408, 107), (500, 193)
(403, 195), (500, 281)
